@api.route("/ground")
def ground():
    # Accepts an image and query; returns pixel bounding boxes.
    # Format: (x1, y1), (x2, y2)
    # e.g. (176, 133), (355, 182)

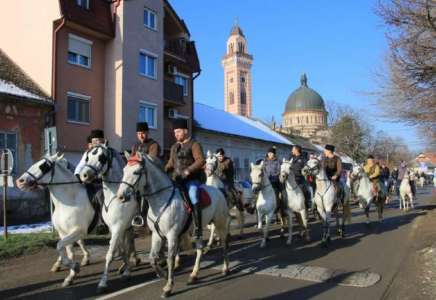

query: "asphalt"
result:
(0, 186), (435, 300)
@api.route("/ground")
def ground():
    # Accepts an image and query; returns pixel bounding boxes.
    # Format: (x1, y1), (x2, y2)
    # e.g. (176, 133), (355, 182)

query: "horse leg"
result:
(215, 220), (230, 276)
(97, 230), (121, 293)
(286, 209), (293, 246)
(149, 233), (166, 279)
(261, 213), (272, 248)
(238, 209), (245, 238)
(56, 230), (82, 287)
(162, 236), (177, 298)
(204, 223), (215, 254)
(410, 194), (415, 209)
(77, 239), (90, 267)
(51, 256), (62, 272)
(257, 209), (262, 229)
(188, 248), (203, 284)
(365, 202), (371, 225)
(300, 209), (310, 241)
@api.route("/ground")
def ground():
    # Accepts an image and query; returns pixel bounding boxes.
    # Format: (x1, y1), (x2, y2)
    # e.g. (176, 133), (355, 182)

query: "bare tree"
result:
(375, 0), (436, 144)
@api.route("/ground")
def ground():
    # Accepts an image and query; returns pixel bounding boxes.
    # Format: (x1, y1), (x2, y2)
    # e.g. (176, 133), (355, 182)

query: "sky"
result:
(170, 0), (426, 151)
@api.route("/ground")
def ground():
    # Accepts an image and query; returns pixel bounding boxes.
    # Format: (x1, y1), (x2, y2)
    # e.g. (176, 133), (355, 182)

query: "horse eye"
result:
(133, 170), (141, 176)
(39, 162), (51, 173)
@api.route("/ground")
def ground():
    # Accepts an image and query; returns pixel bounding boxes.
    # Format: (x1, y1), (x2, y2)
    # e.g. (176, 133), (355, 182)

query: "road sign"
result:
(0, 176), (13, 187)
(1, 149), (13, 174)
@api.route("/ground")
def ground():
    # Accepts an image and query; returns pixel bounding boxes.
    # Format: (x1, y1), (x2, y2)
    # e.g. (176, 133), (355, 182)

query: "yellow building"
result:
(282, 74), (328, 140)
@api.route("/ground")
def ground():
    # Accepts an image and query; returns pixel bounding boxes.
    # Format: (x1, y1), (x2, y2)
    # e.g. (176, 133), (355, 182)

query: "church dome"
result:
(285, 74), (326, 112)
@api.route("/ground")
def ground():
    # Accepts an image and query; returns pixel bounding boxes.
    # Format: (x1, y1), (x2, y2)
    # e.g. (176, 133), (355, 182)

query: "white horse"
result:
(250, 161), (277, 248)
(399, 172), (415, 211)
(116, 152), (230, 298)
(350, 164), (385, 223)
(16, 154), (94, 287)
(302, 158), (344, 247)
(419, 175), (425, 188)
(279, 159), (310, 244)
(205, 151), (246, 242)
(78, 144), (138, 293)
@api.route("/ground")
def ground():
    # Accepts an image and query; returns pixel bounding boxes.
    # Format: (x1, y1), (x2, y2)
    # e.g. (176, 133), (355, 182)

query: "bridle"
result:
(25, 158), (80, 186)
(84, 145), (113, 179)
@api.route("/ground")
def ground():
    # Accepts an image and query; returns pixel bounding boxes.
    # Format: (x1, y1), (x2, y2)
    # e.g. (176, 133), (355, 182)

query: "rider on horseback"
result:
(290, 145), (311, 210)
(363, 155), (386, 198)
(131, 122), (161, 226)
(322, 144), (344, 201)
(263, 146), (283, 215)
(215, 148), (243, 211)
(165, 118), (206, 249)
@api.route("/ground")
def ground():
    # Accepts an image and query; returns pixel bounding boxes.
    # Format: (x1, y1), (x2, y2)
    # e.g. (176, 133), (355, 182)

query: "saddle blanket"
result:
(183, 185), (212, 213)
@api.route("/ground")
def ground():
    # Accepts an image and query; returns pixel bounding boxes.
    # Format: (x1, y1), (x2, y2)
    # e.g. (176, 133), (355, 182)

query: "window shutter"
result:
(69, 37), (91, 58)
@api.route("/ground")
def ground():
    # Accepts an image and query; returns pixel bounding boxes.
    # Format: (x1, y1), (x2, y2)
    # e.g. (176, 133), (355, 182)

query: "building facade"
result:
(281, 74), (328, 142)
(0, 0), (199, 163)
(222, 24), (253, 117)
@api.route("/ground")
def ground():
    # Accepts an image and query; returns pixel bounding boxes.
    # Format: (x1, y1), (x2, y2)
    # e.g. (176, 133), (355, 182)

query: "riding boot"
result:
(192, 203), (203, 249)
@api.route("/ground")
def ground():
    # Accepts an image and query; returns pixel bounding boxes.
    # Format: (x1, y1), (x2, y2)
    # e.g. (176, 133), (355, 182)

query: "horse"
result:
(116, 152), (230, 298)
(78, 144), (138, 293)
(302, 158), (344, 247)
(16, 153), (94, 287)
(349, 164), (385, 224)
(205, 151), (246, 243)
(250, 161), (278, 248)
(399, 172), (415, 211)
(418, 175), (425, 188)
(279, 159), (310, 244)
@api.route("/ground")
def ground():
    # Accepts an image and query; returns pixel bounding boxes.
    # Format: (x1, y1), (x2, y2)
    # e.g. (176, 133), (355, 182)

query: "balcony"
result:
(164, 80), (184, 106)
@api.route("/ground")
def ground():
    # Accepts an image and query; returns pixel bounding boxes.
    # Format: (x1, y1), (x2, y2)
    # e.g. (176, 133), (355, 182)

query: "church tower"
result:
(221, 24), (253, 117)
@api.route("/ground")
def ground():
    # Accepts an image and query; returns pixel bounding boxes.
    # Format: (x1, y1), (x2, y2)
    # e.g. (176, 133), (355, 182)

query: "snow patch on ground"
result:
(0, 222), (52, 234)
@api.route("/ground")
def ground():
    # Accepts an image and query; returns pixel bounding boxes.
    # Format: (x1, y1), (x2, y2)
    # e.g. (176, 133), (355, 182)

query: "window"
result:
(139, 50), (157, 79)
(144, 7), (157, 30)
(76, 0), (89, 9)
(229, 91), (234, 105)
(0, 132), (18, 174)
(240, 88), (247, 105)
(175, 75), (189, 96)
(68, 34), (92, 68)
(139, 102), (157, 129)
(67, 92), (90, 124)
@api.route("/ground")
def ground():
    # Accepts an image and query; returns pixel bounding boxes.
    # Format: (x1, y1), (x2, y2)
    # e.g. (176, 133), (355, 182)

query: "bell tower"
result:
(221, 23), (253, 117)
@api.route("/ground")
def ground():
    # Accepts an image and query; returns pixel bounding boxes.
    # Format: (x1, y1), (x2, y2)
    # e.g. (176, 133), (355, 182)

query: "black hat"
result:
(267, 146), (276, 154)
(172, 118), (188, 130)
(368, 154), (375, 159)
(136, 122), (149, 132)
(215, 148), (225, 155)
(86, 135), (92, 144)
(325, 144), (335, 152)
(90, 129), (104, 139)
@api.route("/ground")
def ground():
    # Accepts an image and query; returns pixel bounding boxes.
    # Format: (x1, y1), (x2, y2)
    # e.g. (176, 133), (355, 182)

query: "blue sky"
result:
(170, 0), (425, 151)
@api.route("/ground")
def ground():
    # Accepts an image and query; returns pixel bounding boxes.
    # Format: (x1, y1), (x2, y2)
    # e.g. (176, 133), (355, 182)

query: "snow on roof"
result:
(194, 102), (293, 145)
(0, 79), (51, 102)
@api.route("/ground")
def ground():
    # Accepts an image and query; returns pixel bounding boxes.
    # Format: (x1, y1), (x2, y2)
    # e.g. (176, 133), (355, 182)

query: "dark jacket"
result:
(131, 138), (160, 158)
(263, 157), (280, 183)
(165, 138), (205, 182)
(216, 157), (235, 186)
(290, 154), (306, 183)
(323, 155), (342, 182)
(380, 166), (390, 181)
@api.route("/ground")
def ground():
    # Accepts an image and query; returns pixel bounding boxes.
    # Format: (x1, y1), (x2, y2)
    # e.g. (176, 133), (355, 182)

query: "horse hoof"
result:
(51, 265), (61, 272)
(161, 290), (172, 298)
(62, 278), (73, 287)
(121, 274), (130, 282)
(80, 259), (90, 267)
(118, 264), (127, 275)
(203, 247), (210, 255)
(187, 275), (198, 285)
(97, 285), (107, 294)
(260, 242), (266, 248)
(72, 262), (81, 274)
(222, 269), (230, 276)
(286, 240), (292, 246)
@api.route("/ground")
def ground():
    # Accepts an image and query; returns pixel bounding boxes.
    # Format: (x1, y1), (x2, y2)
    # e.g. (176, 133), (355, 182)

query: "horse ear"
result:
(259, 160), (264, 168)
(283, 158), (287, 163)
(124, 151), (131, 161)
(57, 153), (65, 160)
(104, 140), (109, 147)
(250, 162), (254, 169)
(136, 152), (144, 161)
(207, 150), (211, 158)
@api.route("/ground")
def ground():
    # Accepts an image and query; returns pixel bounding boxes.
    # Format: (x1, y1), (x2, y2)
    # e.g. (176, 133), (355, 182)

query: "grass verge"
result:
(0, 232), (58, 261)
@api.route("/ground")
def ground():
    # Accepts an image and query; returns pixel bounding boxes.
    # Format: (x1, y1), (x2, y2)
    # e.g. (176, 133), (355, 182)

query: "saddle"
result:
(180, 185), (212, 213)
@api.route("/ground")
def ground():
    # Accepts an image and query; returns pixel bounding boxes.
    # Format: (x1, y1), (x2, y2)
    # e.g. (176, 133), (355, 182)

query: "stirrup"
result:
(132, 215), (145, 227)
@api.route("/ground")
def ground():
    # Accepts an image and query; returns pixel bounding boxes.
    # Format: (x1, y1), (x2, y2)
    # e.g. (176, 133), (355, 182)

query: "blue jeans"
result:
(186, 180), (201, 205)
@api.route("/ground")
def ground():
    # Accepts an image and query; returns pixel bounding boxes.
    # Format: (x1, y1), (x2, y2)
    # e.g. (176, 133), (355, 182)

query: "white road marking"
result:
(94, 278), (161, 300)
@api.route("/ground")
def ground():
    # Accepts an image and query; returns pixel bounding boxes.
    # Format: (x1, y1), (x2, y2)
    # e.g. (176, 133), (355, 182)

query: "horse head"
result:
(302, 158), (320, 177)
(350, 164), (364, 181)
(205, 150), (218, 177)
(279, 158), (293, 184)
(117, 152), (146, 202)
(16, 153), (66, 191)
(79, 144), (113, 183)
(250, 160), (264, 193)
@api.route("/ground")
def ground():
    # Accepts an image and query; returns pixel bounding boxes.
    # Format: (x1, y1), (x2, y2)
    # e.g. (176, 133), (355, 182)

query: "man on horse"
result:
(322, 144), (344, 201)
(290, 145), (311, 210)
(130, 122), (161, 226)
(263, 146), (283, 215)
(165, 118), (206, 249)
(363, 155), (386, 199)
(215, 148), (243, 211)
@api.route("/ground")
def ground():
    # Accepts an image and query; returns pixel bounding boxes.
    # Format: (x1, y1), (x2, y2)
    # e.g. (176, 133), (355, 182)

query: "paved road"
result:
(1, 187), (435, 300)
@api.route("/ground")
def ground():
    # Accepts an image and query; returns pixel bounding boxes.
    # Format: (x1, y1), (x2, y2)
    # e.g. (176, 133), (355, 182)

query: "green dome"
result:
(285, 74), (326, 112)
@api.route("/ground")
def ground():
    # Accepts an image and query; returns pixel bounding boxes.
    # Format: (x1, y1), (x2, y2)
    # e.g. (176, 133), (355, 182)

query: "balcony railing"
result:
(164, 80), (184, 106)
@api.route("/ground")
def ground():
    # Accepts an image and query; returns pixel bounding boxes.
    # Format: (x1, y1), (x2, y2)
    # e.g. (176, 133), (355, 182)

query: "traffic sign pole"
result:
(3, 150), (8, 239)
